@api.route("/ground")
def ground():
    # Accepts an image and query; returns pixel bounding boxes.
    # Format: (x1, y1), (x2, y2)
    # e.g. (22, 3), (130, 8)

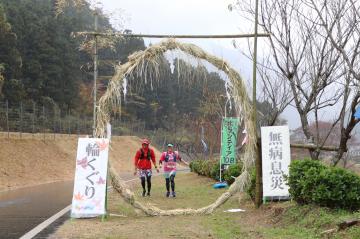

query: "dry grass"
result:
(0, 136), (77, 191)
(0, 135), (152, 191)
(50, 172), (360, 239)
(51, 173), (240, 239)
(51, 174), (276, 239)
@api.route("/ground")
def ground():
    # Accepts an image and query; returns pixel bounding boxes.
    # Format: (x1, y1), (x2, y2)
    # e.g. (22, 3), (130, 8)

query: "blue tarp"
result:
(213, 182), (228, 189)
(355, 107), (360, 119)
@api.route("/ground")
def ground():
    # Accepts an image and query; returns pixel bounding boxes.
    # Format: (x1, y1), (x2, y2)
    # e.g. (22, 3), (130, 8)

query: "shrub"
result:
(189, 161), (194, 171)
(190, 159), (216, 178)
(287, 159), (326, 204)
(312, 167), (360, 210)
(223, 163), (243, 185)
(200, 160), (215, 177)
(189, 159), (244, 185)
(189, 160), (202, 175)
(210, 162), (220, 180)
(287, 159), (360, 210)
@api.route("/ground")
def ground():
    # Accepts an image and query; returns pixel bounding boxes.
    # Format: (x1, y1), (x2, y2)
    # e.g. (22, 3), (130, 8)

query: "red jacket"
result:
(134, 147), (156, 170)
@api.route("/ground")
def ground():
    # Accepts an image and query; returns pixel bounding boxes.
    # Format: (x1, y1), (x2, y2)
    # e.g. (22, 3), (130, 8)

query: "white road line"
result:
(19, 205), (72, 239)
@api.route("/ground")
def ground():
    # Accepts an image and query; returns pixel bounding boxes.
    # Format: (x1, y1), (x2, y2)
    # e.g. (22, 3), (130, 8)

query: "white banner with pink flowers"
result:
(71, 138), (109, 218)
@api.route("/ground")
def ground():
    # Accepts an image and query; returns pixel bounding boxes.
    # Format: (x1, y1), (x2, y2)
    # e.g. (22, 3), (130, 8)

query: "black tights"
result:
(140, 175), (151, 193)
(165, 175), (175, 192)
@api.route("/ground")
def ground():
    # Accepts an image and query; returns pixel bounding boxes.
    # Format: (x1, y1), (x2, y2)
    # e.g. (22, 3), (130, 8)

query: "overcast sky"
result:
(100, 0), (301, 129)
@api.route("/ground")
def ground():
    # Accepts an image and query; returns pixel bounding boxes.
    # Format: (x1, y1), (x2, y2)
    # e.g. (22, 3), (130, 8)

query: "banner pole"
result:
(102, 162), (109, 221)
(219, 118), (224, 182)
(219, 162), (222, 182)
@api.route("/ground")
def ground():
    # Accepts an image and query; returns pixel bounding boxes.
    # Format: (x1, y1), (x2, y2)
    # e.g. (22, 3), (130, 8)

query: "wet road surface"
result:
(0, 181), (73, 239)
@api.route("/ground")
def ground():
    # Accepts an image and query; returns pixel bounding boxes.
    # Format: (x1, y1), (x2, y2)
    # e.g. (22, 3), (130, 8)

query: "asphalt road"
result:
(0, 181), (73, 239)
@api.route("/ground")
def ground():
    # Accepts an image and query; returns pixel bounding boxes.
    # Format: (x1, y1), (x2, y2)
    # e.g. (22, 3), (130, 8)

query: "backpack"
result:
(164, 152), (176, 163)
(140, 148), (151, 161)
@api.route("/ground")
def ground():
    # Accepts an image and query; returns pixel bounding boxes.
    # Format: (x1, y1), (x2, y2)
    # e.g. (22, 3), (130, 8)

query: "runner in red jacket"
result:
(134, 139), (159, 197)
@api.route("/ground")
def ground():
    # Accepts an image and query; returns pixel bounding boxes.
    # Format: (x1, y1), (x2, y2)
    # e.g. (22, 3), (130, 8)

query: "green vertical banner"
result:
(221, 117), (240, 165)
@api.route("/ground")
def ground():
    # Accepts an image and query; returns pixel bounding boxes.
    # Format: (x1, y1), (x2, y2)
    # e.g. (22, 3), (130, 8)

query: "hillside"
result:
(0, 134), (162, 191)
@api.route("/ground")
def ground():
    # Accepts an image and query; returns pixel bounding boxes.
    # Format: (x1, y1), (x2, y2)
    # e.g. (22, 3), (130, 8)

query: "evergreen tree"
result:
(0, 3), (22, 100)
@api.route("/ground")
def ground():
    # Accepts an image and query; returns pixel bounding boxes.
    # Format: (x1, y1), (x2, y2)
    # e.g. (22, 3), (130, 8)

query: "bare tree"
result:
(256, 56), (293, 126)
(232, 36), (293, 127)
(308, 0), (360, 165)
(198, 88), (226, 157)
(232, 0), (355, 160)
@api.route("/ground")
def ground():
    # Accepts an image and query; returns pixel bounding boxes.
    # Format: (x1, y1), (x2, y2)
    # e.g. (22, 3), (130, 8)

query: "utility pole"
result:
(253, 0), (263, 208)
(93, 10), (98, 137)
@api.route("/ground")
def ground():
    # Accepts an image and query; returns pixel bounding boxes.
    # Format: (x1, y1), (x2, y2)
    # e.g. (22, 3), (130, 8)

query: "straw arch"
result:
(96, 39), (256, 216)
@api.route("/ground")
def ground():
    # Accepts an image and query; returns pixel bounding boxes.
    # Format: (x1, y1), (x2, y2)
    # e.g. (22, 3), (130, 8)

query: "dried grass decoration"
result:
(96, 38), (256, 216)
